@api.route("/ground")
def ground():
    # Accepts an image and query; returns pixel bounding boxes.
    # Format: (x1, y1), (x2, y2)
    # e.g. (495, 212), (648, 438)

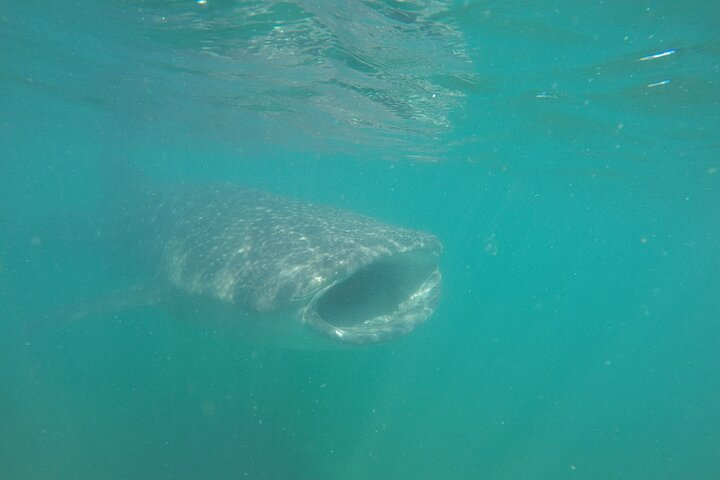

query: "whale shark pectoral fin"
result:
(32, 282), (166, 329)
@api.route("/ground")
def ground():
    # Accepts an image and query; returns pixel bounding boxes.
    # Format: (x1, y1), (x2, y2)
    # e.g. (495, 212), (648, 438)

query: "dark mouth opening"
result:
(316, 250), (437, 326)
(303, 250), (441, 344)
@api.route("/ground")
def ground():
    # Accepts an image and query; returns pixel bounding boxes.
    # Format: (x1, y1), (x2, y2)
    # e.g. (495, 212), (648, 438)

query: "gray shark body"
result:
(112, 182), (442, 346)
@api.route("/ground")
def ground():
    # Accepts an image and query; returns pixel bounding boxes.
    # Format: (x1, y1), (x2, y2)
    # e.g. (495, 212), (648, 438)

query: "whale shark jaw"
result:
(301, 249), (441, 345)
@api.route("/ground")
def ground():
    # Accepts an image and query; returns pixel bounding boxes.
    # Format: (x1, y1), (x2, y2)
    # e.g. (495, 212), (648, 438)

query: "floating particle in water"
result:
(638, 49), (677, 61)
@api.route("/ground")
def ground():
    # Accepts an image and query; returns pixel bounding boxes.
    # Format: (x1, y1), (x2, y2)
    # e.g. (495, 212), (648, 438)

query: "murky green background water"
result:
(1, 1), (719, 479)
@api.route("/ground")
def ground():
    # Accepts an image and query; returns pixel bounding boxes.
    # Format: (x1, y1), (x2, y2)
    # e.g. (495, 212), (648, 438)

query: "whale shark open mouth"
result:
(301, 250), (441, 344)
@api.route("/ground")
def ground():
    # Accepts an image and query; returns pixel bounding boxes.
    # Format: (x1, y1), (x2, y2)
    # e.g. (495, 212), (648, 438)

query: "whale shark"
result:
(98, 177), (442, 347)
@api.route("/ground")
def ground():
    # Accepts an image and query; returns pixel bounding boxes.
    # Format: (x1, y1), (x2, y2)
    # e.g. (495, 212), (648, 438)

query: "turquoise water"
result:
(2, 1), (719, 479)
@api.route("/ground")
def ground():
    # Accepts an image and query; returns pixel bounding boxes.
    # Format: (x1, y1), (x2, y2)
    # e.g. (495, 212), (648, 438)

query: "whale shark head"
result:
(125, 182), (443, 347)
